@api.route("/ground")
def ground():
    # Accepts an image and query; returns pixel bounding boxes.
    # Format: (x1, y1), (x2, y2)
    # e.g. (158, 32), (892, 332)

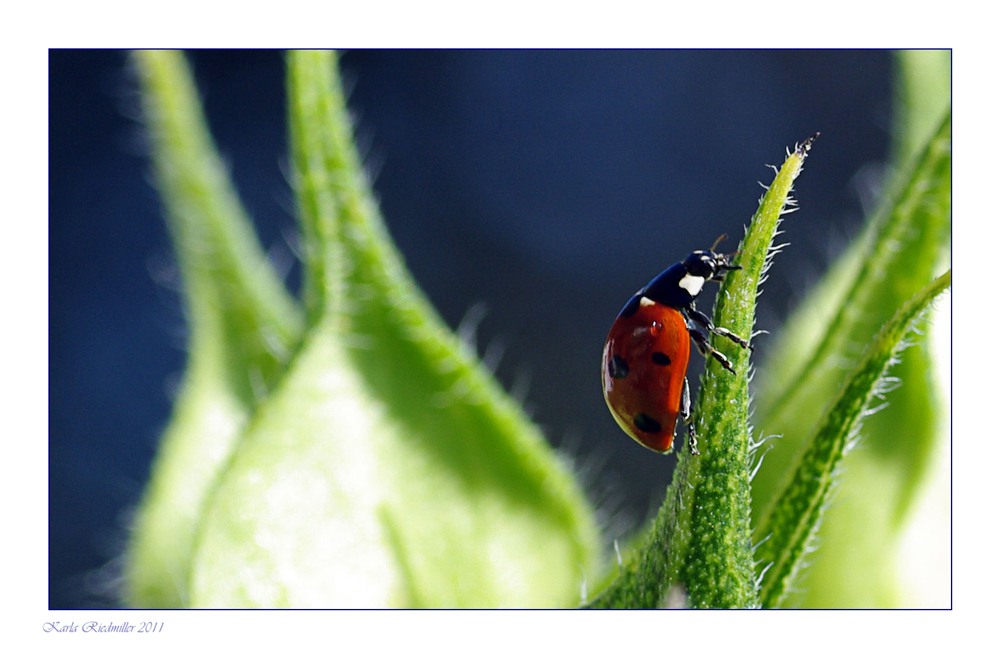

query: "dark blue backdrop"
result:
(49, 49), (892, 608)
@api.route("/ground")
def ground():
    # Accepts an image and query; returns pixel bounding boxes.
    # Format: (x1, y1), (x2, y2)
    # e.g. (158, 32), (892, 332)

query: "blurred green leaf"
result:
(756, 271), (951, 608)
(750, 50), (950, 608)
(185, 51), (601, 608)
(894, 50), (952, 165)
(124, 50), (304, 608)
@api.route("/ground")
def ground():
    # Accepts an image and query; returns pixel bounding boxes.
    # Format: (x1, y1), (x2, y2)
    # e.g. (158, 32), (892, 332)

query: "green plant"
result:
(125, 50), (599, 609)
(123, 50), (950, 609)
(750, 51), (952, 608)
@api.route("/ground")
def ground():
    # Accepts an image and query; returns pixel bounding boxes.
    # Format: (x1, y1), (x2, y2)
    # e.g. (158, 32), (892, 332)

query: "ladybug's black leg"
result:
(687, 424), (699, 456)
(680, 375), (691, 424)
(687, 306), (750, 350)
(681, 377), (699, 455)
(688, 324), (737, 375)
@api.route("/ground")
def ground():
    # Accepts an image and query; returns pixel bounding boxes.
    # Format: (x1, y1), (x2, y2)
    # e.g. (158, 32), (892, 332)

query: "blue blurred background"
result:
(49, 49), (892, 608)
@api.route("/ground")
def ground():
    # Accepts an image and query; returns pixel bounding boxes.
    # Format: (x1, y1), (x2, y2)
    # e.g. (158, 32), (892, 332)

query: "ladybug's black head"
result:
(682, 235), (741, 282)
(640, 235), (742, 309)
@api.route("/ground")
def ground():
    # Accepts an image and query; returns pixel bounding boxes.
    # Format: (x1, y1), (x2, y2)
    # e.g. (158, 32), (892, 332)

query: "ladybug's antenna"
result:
(711, 234), (728, 253)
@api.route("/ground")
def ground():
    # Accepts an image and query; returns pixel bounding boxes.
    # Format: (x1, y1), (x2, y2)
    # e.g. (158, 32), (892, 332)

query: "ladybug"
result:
(601, 235), (749, 455)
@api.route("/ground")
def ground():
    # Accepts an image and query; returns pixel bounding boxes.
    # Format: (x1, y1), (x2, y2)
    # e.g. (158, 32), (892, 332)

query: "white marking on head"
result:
(639, 296), (655, 307)
(678, 273), (705, 297)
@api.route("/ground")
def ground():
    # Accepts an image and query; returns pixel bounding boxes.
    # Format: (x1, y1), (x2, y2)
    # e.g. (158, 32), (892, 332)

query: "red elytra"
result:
(601, 238), (749, 455)
(602, 299), (691, 453)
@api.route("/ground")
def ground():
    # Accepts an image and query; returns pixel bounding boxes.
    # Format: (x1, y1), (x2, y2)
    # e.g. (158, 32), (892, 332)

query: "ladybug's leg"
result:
(681, 377), (700, 456)
(688, 324), (737, 375)
(687, 306), (750, 350)
(680, 375), (691, 423)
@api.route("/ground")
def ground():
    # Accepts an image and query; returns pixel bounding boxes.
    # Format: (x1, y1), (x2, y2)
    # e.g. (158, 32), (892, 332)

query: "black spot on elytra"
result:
(609, 355), (630, 379)
(633, 413), (662, 434)
(652, 351), (671, 366)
